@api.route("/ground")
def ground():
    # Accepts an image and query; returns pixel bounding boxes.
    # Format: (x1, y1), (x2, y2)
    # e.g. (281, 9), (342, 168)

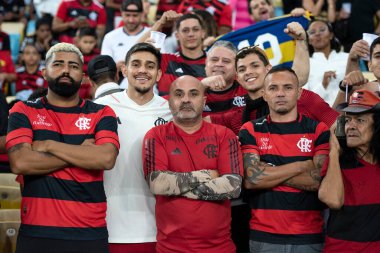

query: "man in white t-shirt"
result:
(95, 43), (171, 253)
(101, 0), (150, 89)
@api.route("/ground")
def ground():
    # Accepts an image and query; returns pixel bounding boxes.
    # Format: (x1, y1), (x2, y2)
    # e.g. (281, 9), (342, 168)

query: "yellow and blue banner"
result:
(218, 15), (311, 68)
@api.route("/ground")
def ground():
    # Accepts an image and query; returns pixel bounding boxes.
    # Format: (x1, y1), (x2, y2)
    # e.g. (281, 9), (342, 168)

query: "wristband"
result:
(339, 81), (352, 92)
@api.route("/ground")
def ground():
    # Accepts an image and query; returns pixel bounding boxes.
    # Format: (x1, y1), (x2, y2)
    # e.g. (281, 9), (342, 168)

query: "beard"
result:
(134, 86), (151, 95)
(47, 74), (81, 98)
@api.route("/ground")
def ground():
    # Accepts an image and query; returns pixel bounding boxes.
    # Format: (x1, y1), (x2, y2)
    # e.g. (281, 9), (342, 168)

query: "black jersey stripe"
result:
(33, 129), (95, 144)
(250, 229), (324, 245)
(248, 190), (324, 211)
(328, 204), (380, 242)
(20, 224), (108, 240)
(23, 175), (106, 203)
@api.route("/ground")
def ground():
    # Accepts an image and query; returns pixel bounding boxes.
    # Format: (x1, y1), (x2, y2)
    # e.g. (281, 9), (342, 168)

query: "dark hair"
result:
(77, 27), (97, 39)
(235, 45), (270, 69)
(125, 42), (161, 68)
(264, 66), (299, 83)
(36, 16), (52, 30)
(370, 37), (380, 60)
(340, 111), (380, 164)
(248, 0), (272, 15)
(192, 9), (217, 37)
(175, 13), (204, 31)
(20, 42), (38, 54)
(121, 0), (143, 12)
(307, 20), (341, 56)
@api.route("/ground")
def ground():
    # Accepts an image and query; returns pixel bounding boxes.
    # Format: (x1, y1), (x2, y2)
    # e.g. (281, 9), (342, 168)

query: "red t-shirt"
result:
(56, 0), (106, 43)
(143, 121), (242, 253)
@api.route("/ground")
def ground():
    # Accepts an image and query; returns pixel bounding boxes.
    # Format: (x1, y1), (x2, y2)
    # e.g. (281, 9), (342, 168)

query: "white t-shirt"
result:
(101, 26), (150, 89)
(95, 91), (172, 243)
(304, 50), (349, 106)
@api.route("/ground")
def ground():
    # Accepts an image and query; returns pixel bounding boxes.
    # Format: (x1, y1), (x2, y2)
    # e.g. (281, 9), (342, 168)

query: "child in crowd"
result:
(15, 43), (47, 101)
(22, 16), (58, 62)
(75, 27), (99, 99)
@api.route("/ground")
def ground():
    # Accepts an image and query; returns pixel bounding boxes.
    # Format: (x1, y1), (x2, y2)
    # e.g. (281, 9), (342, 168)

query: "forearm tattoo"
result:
(148, 170), (213, 196)
(243, 153), (268, 185)
(183, 174), (242, 201)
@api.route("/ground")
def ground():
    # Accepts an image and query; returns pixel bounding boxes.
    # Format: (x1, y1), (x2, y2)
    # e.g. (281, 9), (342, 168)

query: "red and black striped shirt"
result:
(15, 65), (47, 92)
(239, 114), (330, 244)
(177, 0), (232, 28)
(158, 51), (207, 96)
(322, 158), (380, 252)
(6, 97), (119, 240)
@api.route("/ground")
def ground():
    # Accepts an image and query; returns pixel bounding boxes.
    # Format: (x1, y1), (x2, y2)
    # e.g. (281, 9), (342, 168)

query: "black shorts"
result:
(16, 234), (109, 253)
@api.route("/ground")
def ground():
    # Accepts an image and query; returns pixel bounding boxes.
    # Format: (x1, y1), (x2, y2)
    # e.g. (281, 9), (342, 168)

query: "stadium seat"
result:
(0, 186), (21, 209)
(0, 174), (19, 188)
(1, 22), (25, 64)
(0, 221), (20, 253)
(0, 209), (20, 222)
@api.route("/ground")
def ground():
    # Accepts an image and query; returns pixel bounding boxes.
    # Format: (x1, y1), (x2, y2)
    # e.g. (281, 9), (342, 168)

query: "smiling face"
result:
(205, 46), (236, 85)
(345, 113), (374, 152)
(236, 53), (271, 94)
(122, 4), (144, 34)
(249, 0), (273, 22)
(123, 51), (162, 94)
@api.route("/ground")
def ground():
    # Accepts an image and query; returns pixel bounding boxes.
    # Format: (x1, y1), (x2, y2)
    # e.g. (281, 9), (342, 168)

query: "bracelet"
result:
(339, 81), (352, 92)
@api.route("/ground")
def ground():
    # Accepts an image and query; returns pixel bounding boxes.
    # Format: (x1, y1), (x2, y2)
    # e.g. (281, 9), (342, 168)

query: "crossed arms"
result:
(147, 169), (242, 201)
(243, 153), (326, 191)
(8, 140), (118, 175)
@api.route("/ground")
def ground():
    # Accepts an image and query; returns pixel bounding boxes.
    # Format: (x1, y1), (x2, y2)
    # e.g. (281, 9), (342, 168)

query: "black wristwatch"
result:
(339, 81), (353, 92)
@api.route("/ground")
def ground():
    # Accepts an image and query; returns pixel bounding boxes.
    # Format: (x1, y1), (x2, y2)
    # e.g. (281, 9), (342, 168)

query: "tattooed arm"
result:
(283, 155), (327, 191)
(182, 174), (242, 201)
(148, 170), (242, 201)
(147, 169), (218, 195)
(243, 153), (307, 189)
(8, 143), (69, 175)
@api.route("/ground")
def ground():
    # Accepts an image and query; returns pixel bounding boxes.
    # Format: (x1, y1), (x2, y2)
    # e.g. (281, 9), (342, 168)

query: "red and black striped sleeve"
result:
(6, 101), (33, 149)
(94, 105), (120, 149)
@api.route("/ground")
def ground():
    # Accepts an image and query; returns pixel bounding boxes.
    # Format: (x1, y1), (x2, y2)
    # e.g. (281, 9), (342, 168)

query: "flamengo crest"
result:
(297, 137), (312, 152)
(75, 116), (91, 130)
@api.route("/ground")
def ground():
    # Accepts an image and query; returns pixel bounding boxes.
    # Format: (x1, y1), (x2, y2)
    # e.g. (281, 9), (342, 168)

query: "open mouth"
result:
(246, 77), (257, 82)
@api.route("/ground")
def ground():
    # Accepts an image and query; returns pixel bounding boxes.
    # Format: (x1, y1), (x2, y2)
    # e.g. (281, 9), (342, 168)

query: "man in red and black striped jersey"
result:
(6, 43), (119, 253)
(52, 0), (106, 45)
(239, 67), (330, 253)
(143, 75), (243, 253)
(202, 40), (247, 117)
(319, 89), (380, 253)
(177, 0), (232, 35)
(138, 12), (207, 95)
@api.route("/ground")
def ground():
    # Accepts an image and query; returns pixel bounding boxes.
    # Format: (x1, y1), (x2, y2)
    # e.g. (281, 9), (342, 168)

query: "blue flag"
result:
(218, 15), (310, 67)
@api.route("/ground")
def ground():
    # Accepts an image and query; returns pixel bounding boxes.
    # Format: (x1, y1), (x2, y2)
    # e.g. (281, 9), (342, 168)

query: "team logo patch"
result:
(203, 144), (217, 158)
(154, 117), (168, 126)
(75, 116), (91, 130)
(32, 114), (52, 127)
(89, 11), (98, 21)
(232, 96), (245, 107)
(297, 137), (312, 152)
(171, 147), (182, 155)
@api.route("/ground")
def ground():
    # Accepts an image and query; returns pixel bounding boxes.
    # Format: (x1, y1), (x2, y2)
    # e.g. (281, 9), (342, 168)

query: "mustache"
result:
(56, 73), (75, 84)
(179, 103), (194, 110)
